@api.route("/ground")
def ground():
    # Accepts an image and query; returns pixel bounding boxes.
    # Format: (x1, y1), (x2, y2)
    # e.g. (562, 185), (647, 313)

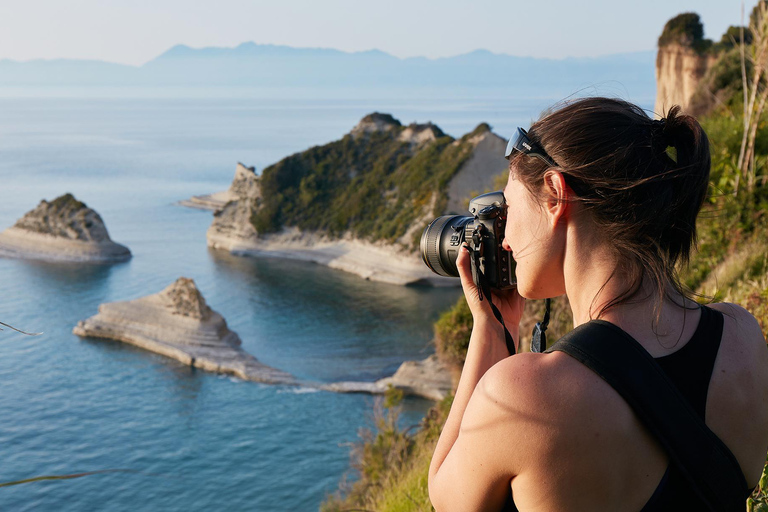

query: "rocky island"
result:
(73, 277), (297, 384)
(0, 193), (131, 263)
(207, 113), (508, 285)
(179, 162), (259, 211)
(73, 276), (452, 398)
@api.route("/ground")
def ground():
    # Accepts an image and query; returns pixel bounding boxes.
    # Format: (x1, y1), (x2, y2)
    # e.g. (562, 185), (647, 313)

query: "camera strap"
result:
(470, 244), (517, 356)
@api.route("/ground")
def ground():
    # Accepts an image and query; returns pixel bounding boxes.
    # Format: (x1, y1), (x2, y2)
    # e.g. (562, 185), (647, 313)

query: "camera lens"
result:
(420, 215), (472, 277)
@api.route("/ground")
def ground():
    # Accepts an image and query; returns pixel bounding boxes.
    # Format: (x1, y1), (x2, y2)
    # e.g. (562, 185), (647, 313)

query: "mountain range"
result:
(0, 42), (655, 95)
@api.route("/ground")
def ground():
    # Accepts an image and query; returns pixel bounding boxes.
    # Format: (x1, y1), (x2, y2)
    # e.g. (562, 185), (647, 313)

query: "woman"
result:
(427, 97), (768, 511)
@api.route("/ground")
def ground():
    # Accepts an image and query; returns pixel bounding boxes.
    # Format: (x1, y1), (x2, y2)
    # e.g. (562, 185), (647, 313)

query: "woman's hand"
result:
(457, 244), (525, 327)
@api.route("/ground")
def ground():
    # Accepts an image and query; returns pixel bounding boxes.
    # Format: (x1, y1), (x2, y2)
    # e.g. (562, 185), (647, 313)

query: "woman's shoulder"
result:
(478, 350), (640, 432)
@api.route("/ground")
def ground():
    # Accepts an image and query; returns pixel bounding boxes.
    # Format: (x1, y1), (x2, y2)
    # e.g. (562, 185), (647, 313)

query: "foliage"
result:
(658, 12), (713, 52)
(433, 297), (472, 370)
(250, 121), (476, 250)
(748, 453), (768, 511)
(321, 394), (454, 512)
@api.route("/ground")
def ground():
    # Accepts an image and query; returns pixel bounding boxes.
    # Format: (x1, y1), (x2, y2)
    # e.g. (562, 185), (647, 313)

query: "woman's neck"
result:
(561, 223), (698, 350)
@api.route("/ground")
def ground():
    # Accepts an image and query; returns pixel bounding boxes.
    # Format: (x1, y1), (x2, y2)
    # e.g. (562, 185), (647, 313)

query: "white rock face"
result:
(374, 355), (453, 400)
(445, 129), (508, 214)
(73, 277), (296, 384)
(654, 43), (718, 117)
(398, 122), (445, 146)
(179, 163), (259, 211)
(0, 194), (131, 262)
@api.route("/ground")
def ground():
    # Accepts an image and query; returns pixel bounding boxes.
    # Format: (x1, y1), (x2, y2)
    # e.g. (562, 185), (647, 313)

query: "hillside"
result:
(207, 113), (508, 285)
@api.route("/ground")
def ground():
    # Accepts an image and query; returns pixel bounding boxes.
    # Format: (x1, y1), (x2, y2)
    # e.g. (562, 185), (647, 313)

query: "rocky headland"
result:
(179, 162), (259, 211)
(206, 113), (508, 285)
(73, 277), (452, 399)
(0, 193), (131, 263)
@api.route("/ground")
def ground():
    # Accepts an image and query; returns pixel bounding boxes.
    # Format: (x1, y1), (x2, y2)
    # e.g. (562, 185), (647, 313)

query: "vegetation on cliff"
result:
(250, 115), (484, 249)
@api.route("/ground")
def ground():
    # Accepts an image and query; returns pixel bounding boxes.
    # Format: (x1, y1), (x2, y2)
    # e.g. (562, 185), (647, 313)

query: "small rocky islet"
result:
(73, 277), (453, 399)
(0, 193), (131, 263)
(73, 277), (296, 385)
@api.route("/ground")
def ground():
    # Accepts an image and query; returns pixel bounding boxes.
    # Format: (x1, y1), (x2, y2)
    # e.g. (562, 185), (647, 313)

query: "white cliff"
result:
(179, 162), (259, 211)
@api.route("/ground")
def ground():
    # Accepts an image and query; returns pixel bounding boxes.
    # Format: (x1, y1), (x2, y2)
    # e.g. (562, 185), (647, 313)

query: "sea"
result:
(0, 84), (654, 511)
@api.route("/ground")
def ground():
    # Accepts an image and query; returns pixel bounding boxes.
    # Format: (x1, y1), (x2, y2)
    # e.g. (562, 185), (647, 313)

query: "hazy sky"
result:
(0, 0), (742, 65)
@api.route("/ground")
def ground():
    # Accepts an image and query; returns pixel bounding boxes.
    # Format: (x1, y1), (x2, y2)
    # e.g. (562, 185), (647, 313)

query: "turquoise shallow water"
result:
(0, 86), (653, 510)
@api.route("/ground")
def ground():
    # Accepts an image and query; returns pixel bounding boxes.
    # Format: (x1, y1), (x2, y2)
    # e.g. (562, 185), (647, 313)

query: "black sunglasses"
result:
(505, 127), (558, 167)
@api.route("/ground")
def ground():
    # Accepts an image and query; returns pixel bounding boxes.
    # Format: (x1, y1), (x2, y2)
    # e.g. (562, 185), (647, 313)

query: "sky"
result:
(0, 0), (743, 65)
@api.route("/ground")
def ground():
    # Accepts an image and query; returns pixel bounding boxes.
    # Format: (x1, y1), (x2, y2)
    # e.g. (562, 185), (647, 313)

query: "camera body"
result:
(420, 191), (516, 290)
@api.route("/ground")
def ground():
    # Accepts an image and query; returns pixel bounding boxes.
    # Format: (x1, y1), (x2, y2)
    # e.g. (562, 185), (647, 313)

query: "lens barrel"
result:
(420, 215), (472, 277)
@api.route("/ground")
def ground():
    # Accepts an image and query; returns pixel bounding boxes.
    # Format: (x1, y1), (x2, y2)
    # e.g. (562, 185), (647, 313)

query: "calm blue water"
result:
(0, 85), (654, 511)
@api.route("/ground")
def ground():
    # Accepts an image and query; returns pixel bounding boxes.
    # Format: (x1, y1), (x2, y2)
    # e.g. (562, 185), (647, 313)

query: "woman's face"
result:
(502, 167), (564, 299)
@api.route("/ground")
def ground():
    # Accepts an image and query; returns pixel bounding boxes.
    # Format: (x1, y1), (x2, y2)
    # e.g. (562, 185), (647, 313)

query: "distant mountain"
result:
(0, 42), (655, 95)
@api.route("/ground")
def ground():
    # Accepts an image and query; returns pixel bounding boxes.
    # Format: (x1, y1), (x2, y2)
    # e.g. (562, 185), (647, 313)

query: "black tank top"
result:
(503, 305), (752, 511)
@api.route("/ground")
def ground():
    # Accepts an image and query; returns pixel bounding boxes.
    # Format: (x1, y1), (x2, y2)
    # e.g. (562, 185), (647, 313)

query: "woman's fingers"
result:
(456, 244), (475, 291)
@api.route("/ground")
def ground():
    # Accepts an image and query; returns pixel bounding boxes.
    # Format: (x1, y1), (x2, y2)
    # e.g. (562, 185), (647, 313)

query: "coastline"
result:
(207, 226), (457, 287)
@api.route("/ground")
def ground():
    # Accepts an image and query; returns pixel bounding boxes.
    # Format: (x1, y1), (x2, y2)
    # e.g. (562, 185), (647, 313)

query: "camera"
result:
(420, 191), (516, 290)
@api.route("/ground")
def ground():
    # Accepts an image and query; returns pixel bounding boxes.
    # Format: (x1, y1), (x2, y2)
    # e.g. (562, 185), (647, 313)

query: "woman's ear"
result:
(542, 170), (568, 227)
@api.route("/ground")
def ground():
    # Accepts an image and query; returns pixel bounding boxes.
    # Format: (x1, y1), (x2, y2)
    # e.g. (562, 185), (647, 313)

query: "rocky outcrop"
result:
(206, 115), (508, 286)
(351, 112), (402, 137)
(398, 122), (446, 146)
(0, 193), (131, 262)
(373, 355), (452, 400)
(73, 277), (296, 384)
(179, 162), (259, 211)
(73, 277), (449, 399)
(654, 43), (718, 117)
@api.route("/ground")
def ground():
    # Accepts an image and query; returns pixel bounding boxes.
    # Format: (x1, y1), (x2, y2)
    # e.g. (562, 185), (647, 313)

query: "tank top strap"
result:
(653, 305), (725, 418)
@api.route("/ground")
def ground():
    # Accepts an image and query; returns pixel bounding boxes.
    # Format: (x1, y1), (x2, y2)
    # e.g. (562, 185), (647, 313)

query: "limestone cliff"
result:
(653, 12), (736, 117)
(0, 193), (131, 262)
(655, 43), (718, 117)
(206, 113), (508, 285)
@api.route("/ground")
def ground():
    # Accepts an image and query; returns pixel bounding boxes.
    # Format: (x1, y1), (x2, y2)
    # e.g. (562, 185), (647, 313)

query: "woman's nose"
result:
(502, 238), (511, 252)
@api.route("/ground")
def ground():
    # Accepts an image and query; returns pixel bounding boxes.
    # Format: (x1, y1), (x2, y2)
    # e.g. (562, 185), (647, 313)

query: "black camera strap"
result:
(470, 245), (517, 356)
(546, 316), (749, 511)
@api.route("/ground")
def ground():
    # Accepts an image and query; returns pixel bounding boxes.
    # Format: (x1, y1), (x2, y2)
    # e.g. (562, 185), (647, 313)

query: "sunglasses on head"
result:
(505, 127), (558, 168)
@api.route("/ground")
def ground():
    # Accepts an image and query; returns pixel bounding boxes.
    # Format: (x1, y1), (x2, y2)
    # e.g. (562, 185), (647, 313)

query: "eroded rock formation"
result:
(0, 193), (131, 262)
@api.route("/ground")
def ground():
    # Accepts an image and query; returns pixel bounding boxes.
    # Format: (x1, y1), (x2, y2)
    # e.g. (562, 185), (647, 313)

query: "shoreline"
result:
(207, 227), (457, 287)
(0, 227), (131, 263)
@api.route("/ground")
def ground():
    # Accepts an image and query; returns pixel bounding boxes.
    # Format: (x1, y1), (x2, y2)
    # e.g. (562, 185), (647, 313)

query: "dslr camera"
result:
(420, 191), (515, 290)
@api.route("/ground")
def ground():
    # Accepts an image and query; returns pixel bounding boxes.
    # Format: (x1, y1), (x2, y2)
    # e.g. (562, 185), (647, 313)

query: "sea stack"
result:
(0, 193), (131, 263)
(180, 162), (259, 211)
(73, 277), (295, 385)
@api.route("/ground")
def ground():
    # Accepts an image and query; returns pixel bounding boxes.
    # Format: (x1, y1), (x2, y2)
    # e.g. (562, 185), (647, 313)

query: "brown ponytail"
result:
(510, 98), (711, 319)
